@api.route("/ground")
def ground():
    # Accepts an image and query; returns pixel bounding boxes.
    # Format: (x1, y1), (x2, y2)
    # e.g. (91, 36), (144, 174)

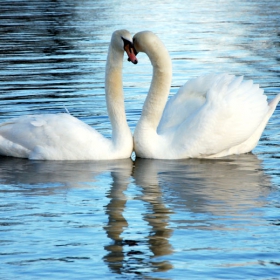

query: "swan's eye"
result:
(121, 37), (137, 54)
(121, 37), (131, 50)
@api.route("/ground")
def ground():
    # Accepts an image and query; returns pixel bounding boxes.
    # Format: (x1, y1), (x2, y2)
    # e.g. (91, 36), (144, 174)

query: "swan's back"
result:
(158, 74), (271, 158)
(0, 114), (115, 160)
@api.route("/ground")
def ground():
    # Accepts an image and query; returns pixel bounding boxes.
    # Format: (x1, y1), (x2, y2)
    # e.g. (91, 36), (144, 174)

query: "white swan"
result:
(132, 31), (280, 159)
(0, 29), (138, 160)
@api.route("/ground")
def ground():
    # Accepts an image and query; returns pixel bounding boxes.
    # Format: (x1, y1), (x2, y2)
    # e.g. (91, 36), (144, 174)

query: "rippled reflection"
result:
(103, 163), (173, 275)
(132, 154), (279, 277)
(0, 157), (133, 191)
(0, 152), (278, 278)
(132, 154), (274, 276)
(134, 154), (271, 215)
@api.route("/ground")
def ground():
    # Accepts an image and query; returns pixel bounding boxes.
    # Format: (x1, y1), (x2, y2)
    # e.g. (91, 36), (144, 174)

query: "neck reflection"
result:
(103, 158), (174, 276)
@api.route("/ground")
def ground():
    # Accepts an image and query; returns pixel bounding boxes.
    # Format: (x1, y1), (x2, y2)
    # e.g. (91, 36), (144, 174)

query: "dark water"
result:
(0, 0), (280, 279)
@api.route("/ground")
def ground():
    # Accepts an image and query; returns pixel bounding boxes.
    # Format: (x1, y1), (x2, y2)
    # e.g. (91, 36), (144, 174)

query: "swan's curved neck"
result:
(105, 44), (131, 146)
(139, 40), (172, 130)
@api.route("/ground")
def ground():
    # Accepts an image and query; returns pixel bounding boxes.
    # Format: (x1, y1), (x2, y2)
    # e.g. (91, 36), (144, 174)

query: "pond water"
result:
(0, 0), (280, 279)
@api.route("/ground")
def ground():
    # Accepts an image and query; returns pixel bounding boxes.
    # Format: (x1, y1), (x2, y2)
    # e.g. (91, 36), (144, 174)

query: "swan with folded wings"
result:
(0, 29), (138, 160)
(132, 31), (280, 159)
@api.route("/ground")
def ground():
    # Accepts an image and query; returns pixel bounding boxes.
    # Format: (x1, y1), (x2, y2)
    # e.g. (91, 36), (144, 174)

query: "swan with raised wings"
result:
(132, 31), (280, 159)
(0, 30), (138, 160)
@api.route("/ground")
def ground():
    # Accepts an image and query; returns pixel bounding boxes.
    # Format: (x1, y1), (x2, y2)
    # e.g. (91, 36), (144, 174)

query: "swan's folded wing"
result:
(0, 113), (112, 159)
(172, 74), (269, 157)
(157, 74), (219, 134)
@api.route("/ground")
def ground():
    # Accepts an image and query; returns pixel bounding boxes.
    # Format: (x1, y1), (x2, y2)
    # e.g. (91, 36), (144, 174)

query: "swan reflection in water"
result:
(104, 159), (173, 275)
(134, 154), (271, 218)
(0, 153), (272, 276)
(133, 154), (272, 233)
(0, 157), (133, 192)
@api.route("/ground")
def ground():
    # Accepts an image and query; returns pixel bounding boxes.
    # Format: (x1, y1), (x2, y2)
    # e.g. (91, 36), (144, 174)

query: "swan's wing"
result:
(158, 74), (218, 133)
(169, 74), (269, 157)
(0, 113), (112, 160)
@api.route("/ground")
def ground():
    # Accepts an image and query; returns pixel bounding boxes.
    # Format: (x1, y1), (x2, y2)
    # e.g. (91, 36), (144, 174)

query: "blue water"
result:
(0, 0), (280, 279)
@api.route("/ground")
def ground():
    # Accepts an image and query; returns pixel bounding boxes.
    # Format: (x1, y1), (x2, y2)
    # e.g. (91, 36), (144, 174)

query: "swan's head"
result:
(112, 29), (138, 64)
(132, 31), (156, 53)
(132, 31), (170, 67)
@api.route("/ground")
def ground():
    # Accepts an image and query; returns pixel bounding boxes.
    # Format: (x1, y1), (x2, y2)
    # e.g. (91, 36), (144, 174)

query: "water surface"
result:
(0, 0), (279, 279)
